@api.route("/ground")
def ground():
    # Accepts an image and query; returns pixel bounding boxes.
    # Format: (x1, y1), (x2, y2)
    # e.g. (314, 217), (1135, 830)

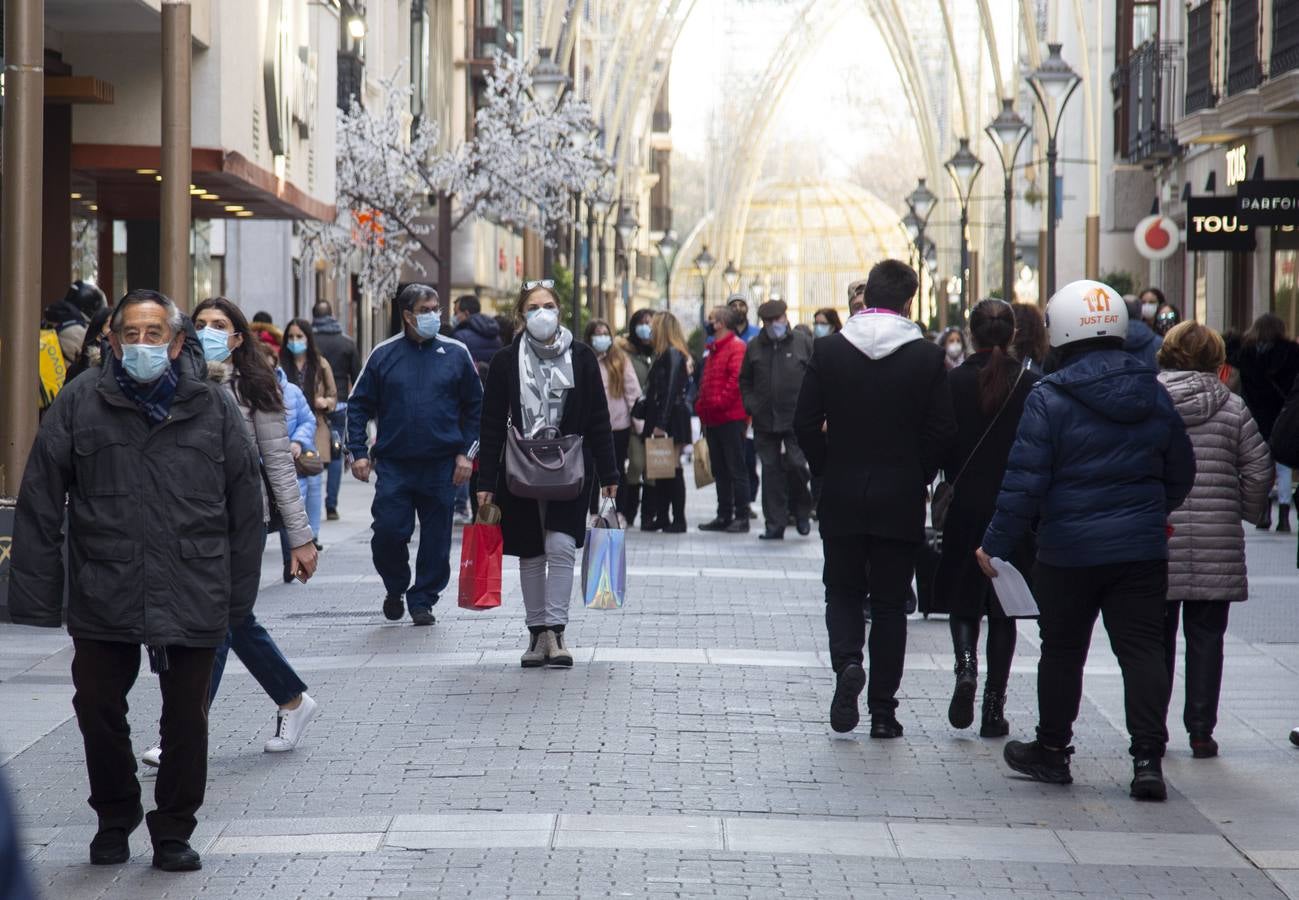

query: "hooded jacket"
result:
(1236, 339), (1299, 439)
(794, 310), (957, 540)
(312, 315), (362, 398)
(695, 329), (747, 426)
(9, 355), (264, 647)
(1159, 370), (1272, 601)
(1124, 320), (1163, 370)
(740, 325), (814, 433)
(453, 313), (504, 366)
(982, 348), (1196, 567)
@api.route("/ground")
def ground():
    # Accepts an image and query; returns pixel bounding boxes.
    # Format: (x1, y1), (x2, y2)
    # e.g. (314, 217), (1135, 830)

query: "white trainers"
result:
(264, 693), (319, 753)
(141, 745), (162, 768)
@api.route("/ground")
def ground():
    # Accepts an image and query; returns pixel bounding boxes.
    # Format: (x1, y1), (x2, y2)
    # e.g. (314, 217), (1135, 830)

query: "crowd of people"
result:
(9, 263), (1299, 873)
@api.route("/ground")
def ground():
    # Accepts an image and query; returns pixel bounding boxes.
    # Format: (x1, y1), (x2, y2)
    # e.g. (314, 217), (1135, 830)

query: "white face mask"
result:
(1141, 302), (1158, 320)
(525, 307), (560, 342)
(945, 342), (963, 360)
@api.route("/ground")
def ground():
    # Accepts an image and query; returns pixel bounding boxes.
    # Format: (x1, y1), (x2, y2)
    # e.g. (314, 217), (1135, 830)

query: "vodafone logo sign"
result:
(1134, 214), (1181, 260)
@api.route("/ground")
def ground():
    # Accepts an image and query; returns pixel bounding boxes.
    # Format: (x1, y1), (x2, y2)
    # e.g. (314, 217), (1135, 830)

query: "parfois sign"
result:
(1235, 180), (1299, 227)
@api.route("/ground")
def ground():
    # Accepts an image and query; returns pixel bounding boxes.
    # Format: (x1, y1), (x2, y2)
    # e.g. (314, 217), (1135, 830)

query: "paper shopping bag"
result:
(457, 505), (503, 610)
(582, 506), (626, 609)
(693, 437), (713, 489)
(644, 435), (678, 480)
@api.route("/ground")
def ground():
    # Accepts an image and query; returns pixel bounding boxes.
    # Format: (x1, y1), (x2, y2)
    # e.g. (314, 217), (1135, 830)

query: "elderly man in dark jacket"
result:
(979, 279), (1195, 802)
(9, 289), (263, 873)
(795, 260), (957, 737)
(741, 299), (815, 539)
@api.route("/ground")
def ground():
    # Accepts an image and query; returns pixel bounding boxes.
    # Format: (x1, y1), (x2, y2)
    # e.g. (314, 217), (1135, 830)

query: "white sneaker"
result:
(264, 693), (318, 753)
(141, 745), (162, 768)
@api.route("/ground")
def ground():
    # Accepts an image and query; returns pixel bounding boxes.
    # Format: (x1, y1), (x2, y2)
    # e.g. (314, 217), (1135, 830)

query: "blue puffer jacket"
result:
(278, 368), (317, 451)
(982, 348), (1195, 567)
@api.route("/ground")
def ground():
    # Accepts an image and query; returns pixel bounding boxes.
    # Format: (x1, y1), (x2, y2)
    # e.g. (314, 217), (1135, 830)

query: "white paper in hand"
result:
(989, 558), (1039, 617)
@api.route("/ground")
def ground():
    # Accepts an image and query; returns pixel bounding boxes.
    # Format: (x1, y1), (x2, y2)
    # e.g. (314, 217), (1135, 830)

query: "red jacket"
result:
(695, 330), (748, 426)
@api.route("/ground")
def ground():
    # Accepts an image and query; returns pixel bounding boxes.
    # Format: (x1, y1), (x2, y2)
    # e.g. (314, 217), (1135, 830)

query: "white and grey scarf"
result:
(518, 327), (575, 437)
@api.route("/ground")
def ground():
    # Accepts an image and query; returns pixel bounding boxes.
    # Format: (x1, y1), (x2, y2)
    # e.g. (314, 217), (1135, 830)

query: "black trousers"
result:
(1163, 601), (1231, 736)
(755, 430), (812, 532)
(823, 535), (917, 716)
(71, 638), (215, 843)
(704, 420), (750, 521)
(1032, 560), (1170, 758)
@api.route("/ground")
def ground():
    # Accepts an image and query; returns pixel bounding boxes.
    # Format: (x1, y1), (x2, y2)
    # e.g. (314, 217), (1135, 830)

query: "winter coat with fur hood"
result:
(1159, 369), (1273, 602)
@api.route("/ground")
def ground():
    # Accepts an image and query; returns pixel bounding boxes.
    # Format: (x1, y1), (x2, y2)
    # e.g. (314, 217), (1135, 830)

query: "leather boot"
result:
(980, 688), (1010, 738)
(948, 649), (978, 729)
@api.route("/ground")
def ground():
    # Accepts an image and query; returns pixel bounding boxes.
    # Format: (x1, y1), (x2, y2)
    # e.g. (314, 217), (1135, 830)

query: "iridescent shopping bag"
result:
(582, 503), (626, 609)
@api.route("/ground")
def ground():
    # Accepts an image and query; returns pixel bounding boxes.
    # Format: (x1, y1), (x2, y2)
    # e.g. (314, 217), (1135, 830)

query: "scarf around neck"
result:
(518, 326), (575, 437)
(112, 355), (181, 426)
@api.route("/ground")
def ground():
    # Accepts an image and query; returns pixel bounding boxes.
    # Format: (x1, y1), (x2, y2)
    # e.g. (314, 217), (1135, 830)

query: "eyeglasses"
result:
(523, 279), (555, 291)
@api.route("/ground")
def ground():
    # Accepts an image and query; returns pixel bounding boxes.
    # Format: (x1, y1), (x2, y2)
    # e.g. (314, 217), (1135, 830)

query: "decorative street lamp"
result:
(530, 47), (569, 110)
(693, 245), (716, 332)
(985, 98), (1030, 305)
(656, 229), (679, 309)
(904, 177), (937, 325)
(749, 277), (765, 305)
(589, 192), (613, 321)
(722, 260), (740, 296)
(944, 137), (984, 311)
(615, 204), (639, 324)
(1027, 42), (1082, 297)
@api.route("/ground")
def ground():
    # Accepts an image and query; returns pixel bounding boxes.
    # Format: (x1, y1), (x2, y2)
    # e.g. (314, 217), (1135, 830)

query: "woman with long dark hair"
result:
(641, 311), (694, 532)
(66, 306), (114, 382)
(477, 280), (618, 667)
(280, 319), (337, 545)
(1237, 313), (1299, 530)
(932, 299), (1039, 736)
(141, 297), (320, 767)
(813, 307), (843, 339)
(1010, 303), (1048, 371)
(619, 308), (656, 525)
(584, 318), (641, 522)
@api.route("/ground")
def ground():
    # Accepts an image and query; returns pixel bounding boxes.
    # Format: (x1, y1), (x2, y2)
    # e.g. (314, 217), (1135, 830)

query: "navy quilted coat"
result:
(981, 348), (1195, 567)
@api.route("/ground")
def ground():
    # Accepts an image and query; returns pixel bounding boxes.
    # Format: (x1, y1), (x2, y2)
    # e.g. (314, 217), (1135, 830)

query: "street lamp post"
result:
(722, 260), (740, 298)
(693, 245), (716, 332)
(944, 138), (984, 312)
(904, 178), (937, 325)
(985, 99), (1030, 305)
(656, 229), (679, 311)
(590, 193), (612, 320)
(1027, 42), (1082, 298)
(615, 203), (639, 326)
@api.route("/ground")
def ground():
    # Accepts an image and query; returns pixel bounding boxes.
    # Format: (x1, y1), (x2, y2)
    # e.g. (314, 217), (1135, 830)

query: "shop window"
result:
(1274, 230), (1299, 337)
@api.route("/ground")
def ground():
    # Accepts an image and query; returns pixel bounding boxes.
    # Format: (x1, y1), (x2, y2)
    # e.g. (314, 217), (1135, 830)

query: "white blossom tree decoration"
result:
(301, 54), (610, 302)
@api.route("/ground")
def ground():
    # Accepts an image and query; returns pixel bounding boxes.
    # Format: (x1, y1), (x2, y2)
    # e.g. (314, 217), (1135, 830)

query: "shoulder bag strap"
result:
(947, 364), (1027, 491)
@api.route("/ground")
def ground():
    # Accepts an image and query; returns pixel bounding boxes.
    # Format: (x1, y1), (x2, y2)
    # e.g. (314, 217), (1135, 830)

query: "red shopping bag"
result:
(458, 505), (503, 610)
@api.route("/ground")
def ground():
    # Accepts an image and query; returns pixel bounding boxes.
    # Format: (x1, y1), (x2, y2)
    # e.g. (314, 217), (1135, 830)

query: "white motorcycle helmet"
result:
(1044, 279), (1129, 348)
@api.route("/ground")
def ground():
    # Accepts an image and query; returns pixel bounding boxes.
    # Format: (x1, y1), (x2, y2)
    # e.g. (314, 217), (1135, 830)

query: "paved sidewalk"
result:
(4, 478), (1299, 898)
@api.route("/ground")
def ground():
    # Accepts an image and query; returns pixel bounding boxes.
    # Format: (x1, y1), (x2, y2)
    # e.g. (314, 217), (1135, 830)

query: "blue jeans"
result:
(300, 474), (322, 539)
(210, 613), (308, 707)
(371, 457), (455, 613)
(326, 409), (346, 512)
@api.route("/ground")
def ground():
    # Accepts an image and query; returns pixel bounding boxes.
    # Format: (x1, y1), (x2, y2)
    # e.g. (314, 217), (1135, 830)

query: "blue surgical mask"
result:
(121, 342), (172, 383)
(286, 338), (308, 355)
(592, 335), (613, 353)
(768, 322), (788, 340)
(814, 323), (832, 338)
(198, 327), (233, 362)
(635, 323), (653, 342)
(413, 312), (440, 338)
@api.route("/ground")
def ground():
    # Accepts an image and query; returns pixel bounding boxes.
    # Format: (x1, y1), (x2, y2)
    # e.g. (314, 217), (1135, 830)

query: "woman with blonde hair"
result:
(584, 318), (641, 523)
(1158, 321), (1272, 758)
(640, 311), (694, 532)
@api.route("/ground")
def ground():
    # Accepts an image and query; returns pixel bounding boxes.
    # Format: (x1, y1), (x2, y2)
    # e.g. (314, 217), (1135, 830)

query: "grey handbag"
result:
(505, 418), (586, 501)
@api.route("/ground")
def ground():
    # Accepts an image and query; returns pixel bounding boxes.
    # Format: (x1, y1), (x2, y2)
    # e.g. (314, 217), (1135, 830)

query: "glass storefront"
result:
(1275, 227), (1299, 336)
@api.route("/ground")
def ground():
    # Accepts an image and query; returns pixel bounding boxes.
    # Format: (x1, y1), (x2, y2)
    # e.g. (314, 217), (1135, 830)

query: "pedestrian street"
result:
(5, 478), (1299, 900)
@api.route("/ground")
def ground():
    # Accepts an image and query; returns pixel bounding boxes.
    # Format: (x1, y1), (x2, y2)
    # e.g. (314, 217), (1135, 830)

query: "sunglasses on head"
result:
(523, 279), (556, 291)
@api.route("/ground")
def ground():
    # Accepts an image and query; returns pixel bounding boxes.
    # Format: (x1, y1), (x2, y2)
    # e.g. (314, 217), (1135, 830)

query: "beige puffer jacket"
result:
(1160, 370), (1273, 602)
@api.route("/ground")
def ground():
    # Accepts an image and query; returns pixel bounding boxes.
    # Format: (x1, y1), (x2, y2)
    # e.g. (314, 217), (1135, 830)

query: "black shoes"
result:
(89, 804), (143, 865)
(1004, 740), (1073, 785)
(1130, 757), (1167, 801)
(382, 593), (405, 621)
(283, 559), (295, 584)
(698, 518), (731, 532)
(662, 521), (687, 533)
(326, 508), (340, 521)
(948, 651), (977, 730)
(152, 840), (202, 872)
(759, 528), (785, 540)
(1280, 504), (1293, 533)
(410, 609), (435, 627)
(724, 519), (750, 534)
(869, 715), (904, 739)
(1189, 733), (1219, 759)
(830, 664), (866, 733)
(980, 689), (1010, 738)
(795, 518), (811, 536)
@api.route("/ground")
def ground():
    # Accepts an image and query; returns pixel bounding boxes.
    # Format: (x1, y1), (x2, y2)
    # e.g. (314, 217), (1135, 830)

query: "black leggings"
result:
(950, 615), (1017, 693)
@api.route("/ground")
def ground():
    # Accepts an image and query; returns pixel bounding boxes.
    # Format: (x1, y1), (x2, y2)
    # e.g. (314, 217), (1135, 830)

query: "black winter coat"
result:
(1236, 340), (1299, 439)
(740, 328), (814, 433)
(9, 360), (265, 647)
(794, 319), (956, 542)
(932, 353), (1038, 617)
(641, 348), (692, 444)
(478, 337), (619, 557)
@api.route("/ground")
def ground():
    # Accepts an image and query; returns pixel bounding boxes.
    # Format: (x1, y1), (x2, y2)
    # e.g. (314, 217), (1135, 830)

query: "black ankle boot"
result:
(979, 688), (1010, 738)
(1280, 504), (1292, 533)
(948, 649), (977, 729)
(1130, 756), (1167, 801)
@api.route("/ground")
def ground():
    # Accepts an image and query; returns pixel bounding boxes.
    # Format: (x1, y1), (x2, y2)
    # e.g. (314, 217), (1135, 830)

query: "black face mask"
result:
(704, 322), (716, 337)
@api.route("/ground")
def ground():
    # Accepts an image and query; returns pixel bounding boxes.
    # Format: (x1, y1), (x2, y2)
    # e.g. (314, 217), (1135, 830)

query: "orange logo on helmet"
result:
(1082, 288), (1111, 314)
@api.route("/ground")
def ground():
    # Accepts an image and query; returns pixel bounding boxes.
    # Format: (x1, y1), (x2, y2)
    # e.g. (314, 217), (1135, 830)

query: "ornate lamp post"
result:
(985, 99), (1030, 305)
(656, 229), (679, 310)
(944, 138), (984, 311)
(693, 245), (716, 332)
(615, 204), (639, 325)
(904, 177), (937, 324)
(722, 260), (740, 297)
(1027, 43), (1082, 297)
(530, 47), (569, 109)
(589, 192), (612, 321)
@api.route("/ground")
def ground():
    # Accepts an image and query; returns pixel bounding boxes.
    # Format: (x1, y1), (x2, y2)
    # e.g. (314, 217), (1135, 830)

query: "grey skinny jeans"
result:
(519, 530), (578, 627)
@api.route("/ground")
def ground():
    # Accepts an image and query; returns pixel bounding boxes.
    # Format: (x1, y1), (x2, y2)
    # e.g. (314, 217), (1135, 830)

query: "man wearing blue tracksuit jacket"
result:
(347, 284), (484, 626)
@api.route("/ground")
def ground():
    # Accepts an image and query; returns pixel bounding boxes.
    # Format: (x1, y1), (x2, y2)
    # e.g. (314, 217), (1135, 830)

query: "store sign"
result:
(1225, 145), (1248, 187)
(263, 0), (318, 157)
(1187, 196), (1256, 251)
(1235, 180), (1299, 226)
(1133, 214), (1180, 260)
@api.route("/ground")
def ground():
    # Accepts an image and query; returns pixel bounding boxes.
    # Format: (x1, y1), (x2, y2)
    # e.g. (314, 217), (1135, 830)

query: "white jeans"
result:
(519, 530), (577, 627)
